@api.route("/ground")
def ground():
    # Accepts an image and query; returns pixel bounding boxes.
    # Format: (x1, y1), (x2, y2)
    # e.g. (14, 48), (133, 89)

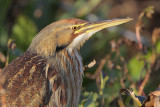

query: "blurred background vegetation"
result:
(0, 0), (160, 106)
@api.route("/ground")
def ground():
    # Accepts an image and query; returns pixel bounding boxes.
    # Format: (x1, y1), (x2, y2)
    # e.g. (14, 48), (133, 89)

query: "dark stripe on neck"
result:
(56, 45), (68, 52)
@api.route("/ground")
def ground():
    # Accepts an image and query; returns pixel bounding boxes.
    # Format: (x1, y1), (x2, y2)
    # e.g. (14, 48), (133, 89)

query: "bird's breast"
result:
(48, 48), (83, 107)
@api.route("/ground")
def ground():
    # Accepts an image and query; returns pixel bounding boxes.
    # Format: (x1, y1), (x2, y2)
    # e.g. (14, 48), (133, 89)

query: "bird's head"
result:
(28, 18), (132, 57)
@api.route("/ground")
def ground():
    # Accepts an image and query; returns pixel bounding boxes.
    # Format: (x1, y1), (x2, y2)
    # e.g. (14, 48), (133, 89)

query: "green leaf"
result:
(12, 15), (37, 51)
(80, 92), (99, 107)
(127, 56), (144, 81)
(120, 88), (146, 106)
(81, 99), (88, 107)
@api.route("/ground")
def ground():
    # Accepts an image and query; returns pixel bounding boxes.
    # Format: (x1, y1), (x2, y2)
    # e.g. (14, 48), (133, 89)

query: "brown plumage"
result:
(0, 18), (132, 107)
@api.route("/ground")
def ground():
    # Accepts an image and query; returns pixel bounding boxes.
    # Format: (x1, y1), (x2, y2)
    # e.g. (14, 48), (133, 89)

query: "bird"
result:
(0, 18), (132, 107)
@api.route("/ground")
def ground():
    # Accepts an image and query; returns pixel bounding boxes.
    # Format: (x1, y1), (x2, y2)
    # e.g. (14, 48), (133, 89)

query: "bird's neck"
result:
(52, 48), (83, 74)
(48, 48), (83, 106)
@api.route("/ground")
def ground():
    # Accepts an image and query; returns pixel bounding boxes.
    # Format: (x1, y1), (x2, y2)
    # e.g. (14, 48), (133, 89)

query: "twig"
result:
(0, 52), (6, 64)
(135, 11), (144, 50)
(135, 22), (143, 49)
(85, 54), (110, 79)
(0, 69), (7, 107)
(85, 54), (110, 90)
(138, 69), (151, 95)
(83, 60), (96, 71)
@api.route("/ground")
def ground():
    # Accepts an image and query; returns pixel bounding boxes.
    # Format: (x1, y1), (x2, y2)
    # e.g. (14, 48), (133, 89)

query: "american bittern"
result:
(1, 18), (132, 106)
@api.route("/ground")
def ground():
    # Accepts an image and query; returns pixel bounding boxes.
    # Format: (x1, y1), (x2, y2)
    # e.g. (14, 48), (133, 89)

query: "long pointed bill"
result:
(75, 17), (133, 34)
(70, 17), (133, 49)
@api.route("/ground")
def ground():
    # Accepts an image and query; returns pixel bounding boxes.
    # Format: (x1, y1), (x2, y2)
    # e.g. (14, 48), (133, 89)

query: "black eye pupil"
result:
(73, 27), (77, 30)
(72, 26), (79, 30)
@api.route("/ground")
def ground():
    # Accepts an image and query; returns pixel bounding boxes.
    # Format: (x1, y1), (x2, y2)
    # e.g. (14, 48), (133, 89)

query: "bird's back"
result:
(1, 51), (48, 106)
(1, 49), (83, 107)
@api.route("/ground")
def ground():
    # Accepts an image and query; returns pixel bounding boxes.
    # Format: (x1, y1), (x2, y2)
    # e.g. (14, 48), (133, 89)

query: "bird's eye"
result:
(72, 26), (79, 31)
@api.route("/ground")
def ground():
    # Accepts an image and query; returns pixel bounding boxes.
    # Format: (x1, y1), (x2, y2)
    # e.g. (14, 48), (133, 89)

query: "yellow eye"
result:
(72, 26), (79, 31)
